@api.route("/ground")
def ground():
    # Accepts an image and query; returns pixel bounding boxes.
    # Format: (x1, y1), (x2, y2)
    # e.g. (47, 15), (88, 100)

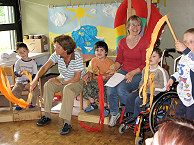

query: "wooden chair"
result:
(0, 65), (43, 110)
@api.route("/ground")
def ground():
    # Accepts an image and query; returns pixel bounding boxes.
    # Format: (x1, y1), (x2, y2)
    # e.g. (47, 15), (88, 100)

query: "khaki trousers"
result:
(12, 83), (40, 106)
(43, 79), (83, 122)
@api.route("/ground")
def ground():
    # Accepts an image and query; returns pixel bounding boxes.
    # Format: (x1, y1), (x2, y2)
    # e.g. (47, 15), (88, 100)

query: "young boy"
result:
(166, 28), (194, 121)
(122, 47), (169, 127)
(82, 41), (114, 117)
(12, 42), (40, 110)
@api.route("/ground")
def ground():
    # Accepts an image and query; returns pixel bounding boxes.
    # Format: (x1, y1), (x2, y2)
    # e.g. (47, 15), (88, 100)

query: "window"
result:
(0, 0), (22, 52)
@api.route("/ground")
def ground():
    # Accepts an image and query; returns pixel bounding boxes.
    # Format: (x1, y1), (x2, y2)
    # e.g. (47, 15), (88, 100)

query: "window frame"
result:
(0, 0), (23, 44)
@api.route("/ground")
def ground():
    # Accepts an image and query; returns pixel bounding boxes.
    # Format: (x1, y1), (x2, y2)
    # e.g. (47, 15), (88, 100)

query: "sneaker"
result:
(36, 116), (51, 126)
(108, 113), (121, 127)
(15, 106), (23, 110)
(60, 123), (72, 135)
(84, 104), (98, 112)
(29, 104), (35, 108)
(104, 108), (110, 117)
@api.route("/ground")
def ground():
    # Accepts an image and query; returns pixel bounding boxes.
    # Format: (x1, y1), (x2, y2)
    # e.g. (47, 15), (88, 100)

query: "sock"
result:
(64, 119), (70, 125)
(45, 112), (51, 118)
(104, 106), (108, 109)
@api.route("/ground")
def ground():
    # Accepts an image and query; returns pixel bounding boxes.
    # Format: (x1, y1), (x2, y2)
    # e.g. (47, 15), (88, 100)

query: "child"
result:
(12, 42), (40, 110)
(122, 47), (169, 127)
(82, 41), (114, 117)
(166, 28), (194, 121)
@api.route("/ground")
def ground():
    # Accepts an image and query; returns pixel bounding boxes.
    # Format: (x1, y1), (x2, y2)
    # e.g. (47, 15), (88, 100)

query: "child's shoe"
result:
(84, 103), (98, 112)
(15, 106), (23, 110)
(29, 104), (35, 108)
(104, 108), (110, 117)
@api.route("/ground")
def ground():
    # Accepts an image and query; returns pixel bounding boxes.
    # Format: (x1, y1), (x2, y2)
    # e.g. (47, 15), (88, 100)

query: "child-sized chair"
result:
(0, 65), (43, 122)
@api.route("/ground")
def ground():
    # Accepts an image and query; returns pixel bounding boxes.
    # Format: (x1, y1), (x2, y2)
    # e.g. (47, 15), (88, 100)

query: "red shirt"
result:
(116, 37), (149, 72)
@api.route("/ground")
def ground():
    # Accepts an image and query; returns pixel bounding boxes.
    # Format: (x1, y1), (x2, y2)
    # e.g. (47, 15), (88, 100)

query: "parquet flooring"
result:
(0, 113), (152, 145)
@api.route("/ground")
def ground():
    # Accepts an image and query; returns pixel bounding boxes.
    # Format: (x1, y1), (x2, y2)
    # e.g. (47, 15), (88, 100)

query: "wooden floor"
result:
(0, 113), (152, 145)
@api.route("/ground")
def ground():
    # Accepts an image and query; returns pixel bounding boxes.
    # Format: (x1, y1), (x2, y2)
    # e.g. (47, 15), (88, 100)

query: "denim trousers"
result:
(125, 90), (151, 118)
(107, 69), (142, 116)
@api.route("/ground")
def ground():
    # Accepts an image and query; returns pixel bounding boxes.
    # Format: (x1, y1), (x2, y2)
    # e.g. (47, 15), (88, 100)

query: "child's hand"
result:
(166, 78), (174, 91)
(48, 77), (62, 85)
(82, 73), (89, 81)
(106, 68), (115, 75)
(18, 71), (23, 76)
(25, 83), (30, 90)
(175, 40), (187, 52)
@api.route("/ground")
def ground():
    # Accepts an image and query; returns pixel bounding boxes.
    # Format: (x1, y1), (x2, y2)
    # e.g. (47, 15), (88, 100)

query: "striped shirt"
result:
(49, 50), (87, 81)
(14, 58), (37, 84)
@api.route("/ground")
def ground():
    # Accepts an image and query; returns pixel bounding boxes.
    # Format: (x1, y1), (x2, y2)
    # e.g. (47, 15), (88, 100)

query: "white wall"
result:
(159, 0), (194, 74)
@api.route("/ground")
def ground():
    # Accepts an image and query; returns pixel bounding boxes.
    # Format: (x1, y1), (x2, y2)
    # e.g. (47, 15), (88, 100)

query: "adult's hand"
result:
(125, 72), (134, 83)
(48, 77), (62, 85)
(166, 78), (174, 91)
(30, 79), (38, 91)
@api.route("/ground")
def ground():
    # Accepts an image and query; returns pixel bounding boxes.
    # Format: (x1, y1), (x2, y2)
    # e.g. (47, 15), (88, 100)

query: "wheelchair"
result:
(118, 48), (179, 145)
(118, 89), (179, 144)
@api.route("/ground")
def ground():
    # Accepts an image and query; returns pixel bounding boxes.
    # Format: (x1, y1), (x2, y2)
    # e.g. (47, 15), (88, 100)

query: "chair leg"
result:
(9, 101), (13, 113)
(80, 92), (83, 110)
(38, 78), (43, 108)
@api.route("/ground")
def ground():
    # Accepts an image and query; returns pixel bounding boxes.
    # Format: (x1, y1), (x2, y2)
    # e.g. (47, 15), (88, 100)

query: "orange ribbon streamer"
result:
(23, 71), (33, 104)
(0, 66), (29, 109)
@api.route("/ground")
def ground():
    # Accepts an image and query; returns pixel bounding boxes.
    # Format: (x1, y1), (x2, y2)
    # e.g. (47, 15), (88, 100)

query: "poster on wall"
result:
(48, 3), (120, 59)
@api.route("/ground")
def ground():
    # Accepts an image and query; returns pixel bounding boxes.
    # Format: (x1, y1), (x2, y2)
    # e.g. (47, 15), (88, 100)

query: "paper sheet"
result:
(104, 73), (125, 87)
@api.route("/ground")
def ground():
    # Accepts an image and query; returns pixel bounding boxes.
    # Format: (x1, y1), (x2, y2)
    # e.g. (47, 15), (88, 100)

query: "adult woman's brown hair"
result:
(54, 35), (76, 55)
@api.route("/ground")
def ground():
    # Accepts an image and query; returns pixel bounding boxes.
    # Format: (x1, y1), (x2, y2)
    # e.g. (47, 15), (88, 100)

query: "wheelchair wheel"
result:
(149, 91), (179, 134)
(118, 123), (129, 134)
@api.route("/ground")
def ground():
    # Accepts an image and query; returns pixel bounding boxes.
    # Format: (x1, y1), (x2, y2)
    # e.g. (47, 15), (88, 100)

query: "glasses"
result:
(130, 23), (141, 27)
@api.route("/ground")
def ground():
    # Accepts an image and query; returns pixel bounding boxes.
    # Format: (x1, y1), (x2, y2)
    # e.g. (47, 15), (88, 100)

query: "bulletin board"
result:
(48, 3), (120, 58)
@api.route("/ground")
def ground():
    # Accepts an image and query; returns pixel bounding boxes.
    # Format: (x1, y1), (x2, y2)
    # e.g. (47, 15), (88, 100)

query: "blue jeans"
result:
(107, 69), (142, 116)
(125, 91), (151, 118)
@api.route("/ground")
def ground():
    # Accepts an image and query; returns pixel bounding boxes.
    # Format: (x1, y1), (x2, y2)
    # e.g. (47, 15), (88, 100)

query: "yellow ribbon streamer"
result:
(135, 117), (143, 144)
(148, 73), (155, 107)
(135, 15), (177, 144)
(139, 15), (176, 106)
